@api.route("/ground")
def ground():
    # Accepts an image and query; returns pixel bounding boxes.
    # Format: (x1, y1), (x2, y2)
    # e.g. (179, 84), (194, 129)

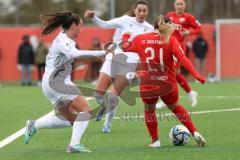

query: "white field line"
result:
(0, 95), (239, 149)
(0, 97), (94, 149)
(0, 111), (54, 149)
(180, 96), (240, 99)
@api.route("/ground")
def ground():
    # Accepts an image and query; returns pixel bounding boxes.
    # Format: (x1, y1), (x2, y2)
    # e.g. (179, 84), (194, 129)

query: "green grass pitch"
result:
(0, 81), (240, 160)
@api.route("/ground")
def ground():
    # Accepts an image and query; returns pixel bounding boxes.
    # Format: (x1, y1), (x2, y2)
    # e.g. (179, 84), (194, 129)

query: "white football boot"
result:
(148, 139), (161, 148)
(193, 131), (206, 147)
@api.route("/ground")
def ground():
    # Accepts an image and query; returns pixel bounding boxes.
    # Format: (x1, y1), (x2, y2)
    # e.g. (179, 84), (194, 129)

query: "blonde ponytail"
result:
(154, 15), (174, 44)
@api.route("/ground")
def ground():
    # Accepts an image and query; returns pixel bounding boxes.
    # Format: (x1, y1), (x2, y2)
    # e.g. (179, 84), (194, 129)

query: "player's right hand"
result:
(84, 10), (95, 19)
(104, 41), (116, 55)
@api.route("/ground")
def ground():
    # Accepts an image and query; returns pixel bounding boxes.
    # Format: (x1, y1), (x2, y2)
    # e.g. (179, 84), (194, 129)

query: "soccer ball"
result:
(169, 125), (190, 146)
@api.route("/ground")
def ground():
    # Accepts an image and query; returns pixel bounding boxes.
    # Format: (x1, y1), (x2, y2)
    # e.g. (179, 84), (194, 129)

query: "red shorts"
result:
(140, 82), (179, 105)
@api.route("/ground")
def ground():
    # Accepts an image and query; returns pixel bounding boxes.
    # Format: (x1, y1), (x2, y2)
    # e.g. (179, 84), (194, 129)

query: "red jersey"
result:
(124, 32), (185, 83)
(166, 11), (201, 43)
(122, 32), (206, 100)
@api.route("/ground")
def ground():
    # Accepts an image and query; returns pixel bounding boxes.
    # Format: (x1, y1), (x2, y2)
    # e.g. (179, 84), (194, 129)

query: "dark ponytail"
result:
(40, 11), (81, 35)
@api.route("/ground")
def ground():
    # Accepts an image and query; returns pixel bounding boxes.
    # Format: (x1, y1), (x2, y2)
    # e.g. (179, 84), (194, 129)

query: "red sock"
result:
(144, 110), (158, 141)
(176, 74), (191, 93)
(172, 105), (197, 134)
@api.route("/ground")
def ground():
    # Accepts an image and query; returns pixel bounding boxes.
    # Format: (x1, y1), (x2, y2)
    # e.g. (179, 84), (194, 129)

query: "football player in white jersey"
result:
(24, 11), (108, 153)
(84, 0), (154, 133)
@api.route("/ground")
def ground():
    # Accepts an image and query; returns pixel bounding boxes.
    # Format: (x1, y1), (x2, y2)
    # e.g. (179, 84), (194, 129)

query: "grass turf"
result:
(0, 81), (240, 160)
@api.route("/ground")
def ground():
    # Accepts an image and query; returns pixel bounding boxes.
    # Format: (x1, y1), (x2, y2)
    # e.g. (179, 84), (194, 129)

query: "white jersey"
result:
(44, 31), (105, 78)
(42, 31), (105, 107)
(92, 15), (153, 78)
(93, 15), (153, 41)
(92, 15), (154, 55)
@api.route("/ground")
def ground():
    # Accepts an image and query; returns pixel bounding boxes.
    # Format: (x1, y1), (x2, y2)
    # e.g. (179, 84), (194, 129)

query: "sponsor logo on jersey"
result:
(142, 39), (165, 45)
(179, 17), (186, 23)
(171, 23), (183, 30)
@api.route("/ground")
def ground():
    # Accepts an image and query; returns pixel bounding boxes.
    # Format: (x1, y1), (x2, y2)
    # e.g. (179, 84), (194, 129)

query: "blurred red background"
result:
(0, 24), (221, 81)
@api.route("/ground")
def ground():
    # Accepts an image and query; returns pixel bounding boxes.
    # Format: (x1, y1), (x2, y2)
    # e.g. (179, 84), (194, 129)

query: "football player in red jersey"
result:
(122, 15), (206, 147)
(156, 0), (202, 109)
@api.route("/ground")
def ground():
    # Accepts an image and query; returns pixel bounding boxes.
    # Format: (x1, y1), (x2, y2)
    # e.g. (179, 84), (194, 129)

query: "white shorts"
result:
(100, 52), (139, 81)
(100, 59), (112, 77)
(42, 74), (79, 108)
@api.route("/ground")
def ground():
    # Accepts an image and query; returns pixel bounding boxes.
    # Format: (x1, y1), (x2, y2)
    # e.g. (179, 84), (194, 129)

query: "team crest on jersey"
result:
(179, 17), (186, 23)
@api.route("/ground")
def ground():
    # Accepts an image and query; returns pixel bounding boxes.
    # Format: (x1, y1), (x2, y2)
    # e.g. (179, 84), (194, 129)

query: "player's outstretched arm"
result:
(59, 43), (106, 59)
(171, 37), (206, 84)
(179, 56), (206, 84)
(84, 10), (121, 29)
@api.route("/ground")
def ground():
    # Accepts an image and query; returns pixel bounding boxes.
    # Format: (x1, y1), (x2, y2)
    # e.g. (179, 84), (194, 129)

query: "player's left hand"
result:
(195, 75), (206, 84)
(180, 29), (190, 37)
(84, 10), (95, 19)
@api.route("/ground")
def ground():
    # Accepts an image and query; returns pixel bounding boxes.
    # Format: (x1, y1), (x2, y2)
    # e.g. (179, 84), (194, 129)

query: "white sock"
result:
(34, 114), (71, 130)
(104, 93), (119, 126)
(188, 90), (193, 95)
(104, 93), (119, 127)
(69, 112), (90, 146)
(93, 92), (106, 106)
(104, 107), (117, 127)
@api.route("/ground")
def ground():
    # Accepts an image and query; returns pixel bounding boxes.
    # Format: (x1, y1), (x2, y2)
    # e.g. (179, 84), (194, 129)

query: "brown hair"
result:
(40, 11), (81, 35)
(154, 15), (174, 44)
(127, 0), (148, 17)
